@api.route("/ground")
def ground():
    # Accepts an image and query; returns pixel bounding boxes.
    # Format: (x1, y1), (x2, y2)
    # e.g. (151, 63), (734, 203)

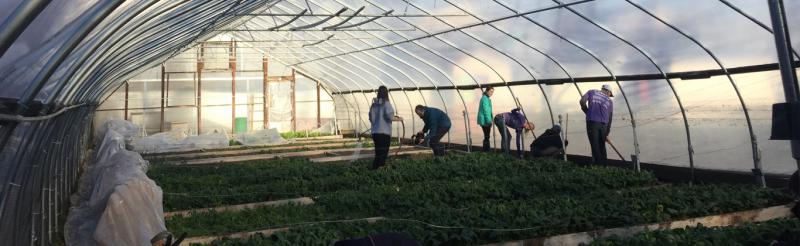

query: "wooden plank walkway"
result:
(164, 197), (314, 218)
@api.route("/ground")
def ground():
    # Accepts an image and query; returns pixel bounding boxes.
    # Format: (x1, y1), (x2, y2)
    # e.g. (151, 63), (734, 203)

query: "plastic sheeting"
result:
(130, 130), (230, 153)
(235, 128), (287, 146)
(65, 119), (166, 246)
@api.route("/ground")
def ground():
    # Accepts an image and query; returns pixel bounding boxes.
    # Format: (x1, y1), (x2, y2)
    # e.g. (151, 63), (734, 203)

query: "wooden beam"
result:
(268, 56), (269, 129)
(291, 69), (296, 131)
(160, 64), (165, 132)
(123, 81), (129, 121)
(197, 44), (204, 134)
(231, 40), (237, 134)
(265, 76), (294, 81)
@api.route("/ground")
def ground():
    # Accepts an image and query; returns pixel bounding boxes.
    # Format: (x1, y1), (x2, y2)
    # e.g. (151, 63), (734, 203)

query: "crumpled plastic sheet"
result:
(311, 121), (336, 135)
(94, 177), (165, 246)
(130, 130), (231, 153)
(94, 119), (140, 145)
(65, 120), (166, 246)
(235, 128), (287, 146)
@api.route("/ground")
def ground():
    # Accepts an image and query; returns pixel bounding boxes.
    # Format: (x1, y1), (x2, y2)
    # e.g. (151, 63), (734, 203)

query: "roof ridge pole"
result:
(556, 0), (695, 183)
(492, 0), (640, 169)
(768, 0), (800, 171)
(626, 0), (762, 186)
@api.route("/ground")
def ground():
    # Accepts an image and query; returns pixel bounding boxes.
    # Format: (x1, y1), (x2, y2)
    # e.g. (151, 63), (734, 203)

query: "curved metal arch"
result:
(555, 0), (696, 181)
(627, 0), (763, 186)
(82, 1), (264, 102)
(490, 0), (641, 168)
(304, 56), (385, 123)
(332, 10), (394, 30)
(322, 6), (365, 30)
(267, 9), (307, 30)
(63, 0), (209, 102)
(71, 1), (235, 102)
(293, 63), (368, 133)
(294, 65), (362, 132)
(719, 0), (800, 60)
(40, 0), (164, 111)
(250, 5), (416, 115)
(265, 26), (410, 115)
(303, 0), (471, 145)
(16, 0), (125, 114)
(329, 0), (499, 147)
(0, 0), (50, 59)
(289, 7), (346, 30)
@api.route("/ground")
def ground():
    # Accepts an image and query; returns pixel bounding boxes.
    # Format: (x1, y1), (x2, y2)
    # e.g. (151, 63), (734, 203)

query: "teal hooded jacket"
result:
(477, 94), (492, 126)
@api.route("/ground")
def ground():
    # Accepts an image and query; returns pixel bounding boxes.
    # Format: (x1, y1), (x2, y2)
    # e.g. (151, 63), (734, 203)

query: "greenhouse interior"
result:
(2, 0), (800, 245)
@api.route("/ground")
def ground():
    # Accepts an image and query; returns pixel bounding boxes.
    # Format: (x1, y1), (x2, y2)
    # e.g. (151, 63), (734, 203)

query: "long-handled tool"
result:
(394, 117), (405, 157)
(606, 138), (626, 162)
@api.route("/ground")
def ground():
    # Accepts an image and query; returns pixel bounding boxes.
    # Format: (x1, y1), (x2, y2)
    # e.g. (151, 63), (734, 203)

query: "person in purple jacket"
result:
(580, 84), (614, 165)
(494, 108), (534, 157)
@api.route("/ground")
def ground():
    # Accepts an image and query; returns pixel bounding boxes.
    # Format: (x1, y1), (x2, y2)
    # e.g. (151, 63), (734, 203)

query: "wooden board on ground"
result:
(179, 217), (386, 246)
(309, 149), (431, 163)
(164, 197), (314, 218)
(141, 137), (351, 156)
(149, 142), (361, 161)
(176, 146), (403, 165)
(482, 203), (794, 246)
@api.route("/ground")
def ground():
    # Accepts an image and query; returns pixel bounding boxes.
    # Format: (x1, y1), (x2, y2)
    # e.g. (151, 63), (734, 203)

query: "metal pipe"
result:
(626, 0), (763, 186)
(768, 0), (800, 165)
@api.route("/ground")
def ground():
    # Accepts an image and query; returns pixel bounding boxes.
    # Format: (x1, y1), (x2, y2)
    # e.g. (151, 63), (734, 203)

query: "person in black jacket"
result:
(530, 125), (568, 158)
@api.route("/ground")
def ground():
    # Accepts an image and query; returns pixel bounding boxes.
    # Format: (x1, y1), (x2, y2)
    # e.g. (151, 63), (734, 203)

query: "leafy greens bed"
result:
(150, 153), (655, 211)
(151, 153), (791, 245)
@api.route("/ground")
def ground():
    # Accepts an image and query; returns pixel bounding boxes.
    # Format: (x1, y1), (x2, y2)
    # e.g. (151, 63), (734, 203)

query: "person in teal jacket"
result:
(414, 105), (451, 156)
(477, 86), (494, 151)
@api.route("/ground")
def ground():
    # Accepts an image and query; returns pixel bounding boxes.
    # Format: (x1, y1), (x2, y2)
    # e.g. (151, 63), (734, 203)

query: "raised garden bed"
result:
(151, 153), (792, 245)
(150, 153), (655, 211)
(587, 217), (800, 245)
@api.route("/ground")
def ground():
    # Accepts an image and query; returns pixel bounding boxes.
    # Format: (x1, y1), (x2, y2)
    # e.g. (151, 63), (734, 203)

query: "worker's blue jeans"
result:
(494, 115), (512, 155)
(587, 121), (608, 165)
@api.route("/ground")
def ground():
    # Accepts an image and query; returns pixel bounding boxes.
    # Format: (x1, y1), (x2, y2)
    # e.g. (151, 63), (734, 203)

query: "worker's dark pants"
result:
(481, 125), (491, 151)
(372, 133), (391, 169)
(428, 127), (449, 156)
(587, 121), (608, 165)
(494, 115), (512, 155)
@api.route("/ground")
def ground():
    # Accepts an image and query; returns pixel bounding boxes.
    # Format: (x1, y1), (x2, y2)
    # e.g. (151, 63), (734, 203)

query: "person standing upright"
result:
(477, 86), (494, 151)
(579, 84), (614, 165)
(369, 86), (400, 169)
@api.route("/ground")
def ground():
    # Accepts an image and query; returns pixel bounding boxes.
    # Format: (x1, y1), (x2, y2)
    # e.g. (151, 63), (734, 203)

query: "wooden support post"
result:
(291, 69), (296, 131)
(316, 79), (321, 128)
(160, 64), (165, 132)
(231, 40), (237, 134)
(197, 44), (204, 134)
(268, 56), (270, 129)
(124, 81), (129, 121)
